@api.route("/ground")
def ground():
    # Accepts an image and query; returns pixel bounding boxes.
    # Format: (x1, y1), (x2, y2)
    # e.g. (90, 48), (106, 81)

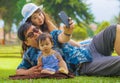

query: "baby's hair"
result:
(37, 33), (53, 45)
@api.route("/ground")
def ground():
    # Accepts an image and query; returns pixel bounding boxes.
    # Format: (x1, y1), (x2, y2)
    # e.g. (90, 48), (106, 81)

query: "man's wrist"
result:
(64, 32), (72, 36)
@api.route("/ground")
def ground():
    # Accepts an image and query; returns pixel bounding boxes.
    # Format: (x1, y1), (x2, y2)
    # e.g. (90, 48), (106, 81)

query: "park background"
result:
(0, 0), (120, 83)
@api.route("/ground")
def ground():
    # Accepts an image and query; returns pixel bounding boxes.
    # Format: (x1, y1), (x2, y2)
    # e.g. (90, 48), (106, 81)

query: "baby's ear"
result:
(51, 42), (54, 47)
(51, 42), (53, 45)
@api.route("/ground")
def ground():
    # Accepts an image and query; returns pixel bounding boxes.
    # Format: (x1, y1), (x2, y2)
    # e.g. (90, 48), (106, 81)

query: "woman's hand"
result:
(64, 17), (75, 34)
(58, 17), (75, 43)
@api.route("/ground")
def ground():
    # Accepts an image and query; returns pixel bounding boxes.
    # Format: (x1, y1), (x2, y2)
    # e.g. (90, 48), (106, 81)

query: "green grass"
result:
(0, 45), (120, 83)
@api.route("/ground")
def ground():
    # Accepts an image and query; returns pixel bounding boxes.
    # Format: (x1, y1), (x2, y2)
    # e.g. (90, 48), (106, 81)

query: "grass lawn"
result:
(0, 45), (120, 83)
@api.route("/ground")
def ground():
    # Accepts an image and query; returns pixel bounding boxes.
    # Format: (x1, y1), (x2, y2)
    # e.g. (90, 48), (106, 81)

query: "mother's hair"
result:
(17, 22), (32, 41)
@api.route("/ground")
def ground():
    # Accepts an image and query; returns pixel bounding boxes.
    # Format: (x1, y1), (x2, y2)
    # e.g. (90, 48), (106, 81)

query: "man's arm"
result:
(16, 65), (42, 75)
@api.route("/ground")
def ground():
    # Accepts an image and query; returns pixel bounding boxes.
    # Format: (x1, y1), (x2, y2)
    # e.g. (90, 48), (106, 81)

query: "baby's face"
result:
(39, 38), (53, 52)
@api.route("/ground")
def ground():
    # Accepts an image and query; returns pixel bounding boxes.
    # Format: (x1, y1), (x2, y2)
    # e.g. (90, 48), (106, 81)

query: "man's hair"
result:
(17, 22), (32, 41)
(17, 22), (32, 56)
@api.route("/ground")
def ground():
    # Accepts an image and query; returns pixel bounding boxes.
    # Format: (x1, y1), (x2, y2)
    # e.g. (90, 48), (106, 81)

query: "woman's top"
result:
(17, 30), (92, 75)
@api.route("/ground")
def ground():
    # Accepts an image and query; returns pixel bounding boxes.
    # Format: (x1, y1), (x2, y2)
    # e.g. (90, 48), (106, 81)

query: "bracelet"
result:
(64, 32), (72, 36)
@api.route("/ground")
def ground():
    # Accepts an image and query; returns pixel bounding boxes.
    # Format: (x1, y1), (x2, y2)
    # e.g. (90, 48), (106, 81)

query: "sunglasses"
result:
(26, 28), (39, 39)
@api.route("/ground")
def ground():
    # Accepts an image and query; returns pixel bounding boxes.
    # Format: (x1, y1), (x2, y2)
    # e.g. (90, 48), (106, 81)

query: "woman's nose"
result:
(38, 15), (41, 19)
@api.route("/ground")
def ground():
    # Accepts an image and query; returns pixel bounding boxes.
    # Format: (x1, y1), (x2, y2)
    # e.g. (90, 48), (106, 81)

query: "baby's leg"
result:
(41, 69), (55, 74)
(114, 25), (120, 55)
(59, 60), (68, 74)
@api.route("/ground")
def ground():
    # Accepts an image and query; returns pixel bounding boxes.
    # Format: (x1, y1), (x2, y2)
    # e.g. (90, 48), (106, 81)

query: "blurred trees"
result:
(95, 21), (110, 35)
(0, 0), (95, 26)
(33, 0), (95, 26)
(113, 0), (120, 23)
(0, 0), (26, 43)
(72, 23), (88, 40)
(33, 0), (95, 38)
(0, 0), (95, 42)
(0, 0), (18, 42)
(0, 0), (18, 31)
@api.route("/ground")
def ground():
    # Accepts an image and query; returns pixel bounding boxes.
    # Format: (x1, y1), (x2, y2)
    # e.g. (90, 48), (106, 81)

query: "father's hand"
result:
(27, 65), (42, 75)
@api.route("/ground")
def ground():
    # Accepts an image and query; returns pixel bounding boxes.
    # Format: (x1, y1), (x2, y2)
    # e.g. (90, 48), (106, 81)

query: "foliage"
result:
(33, 0), (95, 25)
(113, 13), (120, 24)
(0, 0), (18, 26)
(0, 0), (27, 33)
(0, 0), (95, 26)
(84, 25), (94, 38)
(16, 0), (27, 25)
(95, 21), (110, 35)
(0, 0), (95, 38)
(72, 24), (88, 40)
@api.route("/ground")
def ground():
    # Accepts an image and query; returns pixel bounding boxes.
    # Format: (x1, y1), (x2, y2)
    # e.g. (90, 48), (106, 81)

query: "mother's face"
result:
(31, 11), (45, 26)
(25, 25), (42, 48)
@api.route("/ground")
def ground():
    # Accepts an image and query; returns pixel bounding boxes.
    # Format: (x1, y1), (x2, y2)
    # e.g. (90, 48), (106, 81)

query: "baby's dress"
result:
(41, 54), (59, 72)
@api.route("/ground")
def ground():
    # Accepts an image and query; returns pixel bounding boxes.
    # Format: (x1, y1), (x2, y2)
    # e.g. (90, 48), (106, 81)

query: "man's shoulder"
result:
(23, 47), (41, 59)
(26, 47), (40, 54)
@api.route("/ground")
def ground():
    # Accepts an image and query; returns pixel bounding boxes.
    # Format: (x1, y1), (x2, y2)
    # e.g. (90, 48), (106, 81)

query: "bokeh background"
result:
(0, 0), (120, 45)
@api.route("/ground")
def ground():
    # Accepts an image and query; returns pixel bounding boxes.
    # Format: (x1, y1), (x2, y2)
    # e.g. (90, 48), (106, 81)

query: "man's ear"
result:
(24, 41), (30, 46)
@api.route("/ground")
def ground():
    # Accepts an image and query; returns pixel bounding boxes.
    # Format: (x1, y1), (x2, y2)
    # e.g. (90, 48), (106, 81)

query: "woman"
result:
(17, 22), (120, 76)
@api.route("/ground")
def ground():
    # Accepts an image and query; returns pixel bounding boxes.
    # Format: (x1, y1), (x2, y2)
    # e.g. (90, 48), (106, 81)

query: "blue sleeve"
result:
(17, 47), (41, 69)
(17, 58), (32, 69)
(17, 48), (32, 69)
(50, 30), (63, 47)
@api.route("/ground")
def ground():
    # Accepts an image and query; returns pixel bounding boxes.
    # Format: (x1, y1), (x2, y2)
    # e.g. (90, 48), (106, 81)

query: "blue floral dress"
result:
(50, 30), (92, 73)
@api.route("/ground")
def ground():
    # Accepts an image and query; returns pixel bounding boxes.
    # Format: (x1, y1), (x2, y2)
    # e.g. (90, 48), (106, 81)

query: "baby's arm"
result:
(56, 52), (68, 74)
(37, 56), (42, 67)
